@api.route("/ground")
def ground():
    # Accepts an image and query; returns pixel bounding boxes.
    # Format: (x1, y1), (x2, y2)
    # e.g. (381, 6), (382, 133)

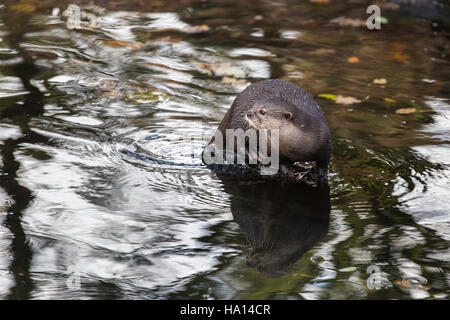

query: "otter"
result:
(205, 79), (332, 180)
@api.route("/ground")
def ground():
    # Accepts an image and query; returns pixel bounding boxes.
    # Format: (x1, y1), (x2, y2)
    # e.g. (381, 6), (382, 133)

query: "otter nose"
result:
(246, 110), (253, 118)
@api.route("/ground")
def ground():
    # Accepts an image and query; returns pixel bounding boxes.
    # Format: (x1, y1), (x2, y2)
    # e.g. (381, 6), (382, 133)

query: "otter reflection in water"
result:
(220, 176), (331, 278)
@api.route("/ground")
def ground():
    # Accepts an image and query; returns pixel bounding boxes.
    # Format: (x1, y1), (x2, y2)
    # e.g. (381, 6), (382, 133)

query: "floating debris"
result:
(102, 40), (144, 50)
(347, 56), (360, 63)
(373, 78), (387, 85)
(395, 107), (416, 114)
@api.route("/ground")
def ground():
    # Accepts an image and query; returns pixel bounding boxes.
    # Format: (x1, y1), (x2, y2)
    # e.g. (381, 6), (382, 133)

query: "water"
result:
(0, 0), (449, 299)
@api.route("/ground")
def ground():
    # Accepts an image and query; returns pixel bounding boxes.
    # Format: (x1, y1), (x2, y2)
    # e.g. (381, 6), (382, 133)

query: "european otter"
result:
(205, 79), (332, 180)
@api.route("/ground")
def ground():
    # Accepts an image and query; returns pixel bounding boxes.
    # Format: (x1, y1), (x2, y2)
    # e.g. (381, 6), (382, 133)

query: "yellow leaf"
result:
(318, 93), (337, 100)
(384, 98), (397, 103)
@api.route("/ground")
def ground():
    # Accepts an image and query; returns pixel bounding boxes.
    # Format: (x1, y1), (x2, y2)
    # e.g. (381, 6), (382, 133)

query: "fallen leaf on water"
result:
(213, 63), (246, 78)
(392, 42), (410, 62)
(309, 0), (330, 4)
(373, 78), (387, 85)
(377, 16), (389, 24)
(395, 108), (416, 114)
(9, 3), (35, 13)
(148, 0), (165, 7)
(184, 24), (210, 34)
(376, 2), (400, 10)
(309, 48), (336, 56)
(103, 40), (144, 50)
(384, 98), (397, 103)
(394, 280), (430, 290)
(393, 51), (409, 62)
(347, 56), (359, 63)
(318, 93), (337, 100)
(331, 17), (366, 27)
(199, 62), (246, 78)
(282, 64), (297, 72)
(339, 267), (357, 273)
(221, 77), (249, 86)
(126, 90), (169, 103)
(335, 95), (361, 105)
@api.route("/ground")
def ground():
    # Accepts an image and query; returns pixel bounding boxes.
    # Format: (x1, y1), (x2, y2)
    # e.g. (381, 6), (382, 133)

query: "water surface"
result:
(0, 0), (449, 299)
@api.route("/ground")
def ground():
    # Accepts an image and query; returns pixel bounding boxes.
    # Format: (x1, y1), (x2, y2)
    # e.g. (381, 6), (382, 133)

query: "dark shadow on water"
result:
(0, 10), (47, 299)
(218, 175), (331, 278)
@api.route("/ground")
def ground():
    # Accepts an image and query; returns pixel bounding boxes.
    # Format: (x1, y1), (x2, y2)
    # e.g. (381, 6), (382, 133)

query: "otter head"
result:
(245, 97), (296, 130)
(245, 97), (321, 162)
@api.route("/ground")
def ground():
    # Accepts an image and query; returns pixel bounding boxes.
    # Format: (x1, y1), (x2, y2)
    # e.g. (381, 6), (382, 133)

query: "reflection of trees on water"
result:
(0, 11), (48, 299)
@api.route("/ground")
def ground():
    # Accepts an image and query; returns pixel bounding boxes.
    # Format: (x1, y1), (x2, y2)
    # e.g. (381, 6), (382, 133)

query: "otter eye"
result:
(260, 109), (266, 115)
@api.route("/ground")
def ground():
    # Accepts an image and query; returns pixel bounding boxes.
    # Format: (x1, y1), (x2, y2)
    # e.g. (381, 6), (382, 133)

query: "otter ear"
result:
(284, 112), (293, 120)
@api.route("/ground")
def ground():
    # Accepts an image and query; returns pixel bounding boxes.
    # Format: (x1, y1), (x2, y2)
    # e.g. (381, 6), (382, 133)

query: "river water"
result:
(0, 0), (449, 299)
